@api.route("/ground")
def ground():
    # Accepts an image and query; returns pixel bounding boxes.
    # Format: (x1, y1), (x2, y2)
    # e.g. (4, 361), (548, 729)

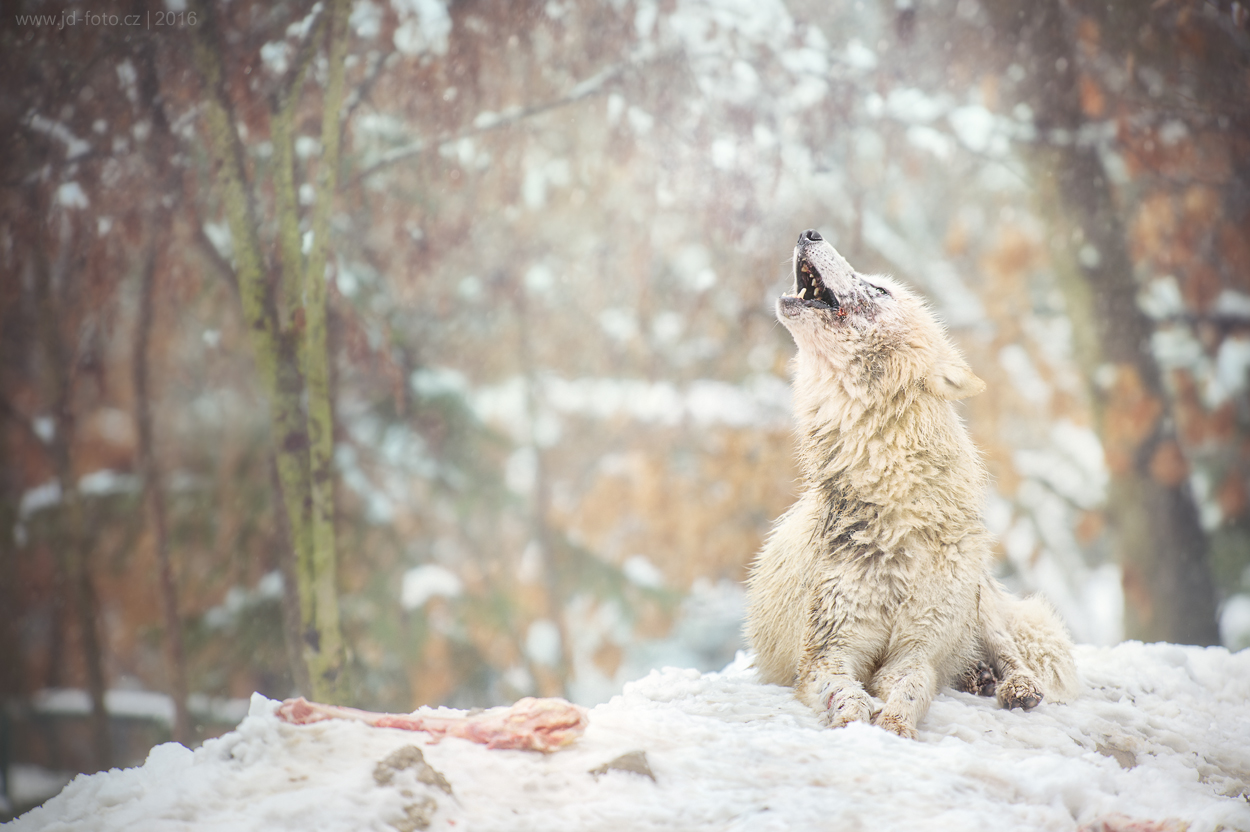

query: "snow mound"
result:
(11, 643), (1250, 832)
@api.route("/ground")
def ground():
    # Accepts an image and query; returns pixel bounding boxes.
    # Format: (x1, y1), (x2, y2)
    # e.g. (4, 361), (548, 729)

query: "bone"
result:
(276, 696), (589, 753)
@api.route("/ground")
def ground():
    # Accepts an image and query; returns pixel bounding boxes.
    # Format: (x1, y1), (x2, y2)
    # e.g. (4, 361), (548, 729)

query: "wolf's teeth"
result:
(799, 287), (807, 299)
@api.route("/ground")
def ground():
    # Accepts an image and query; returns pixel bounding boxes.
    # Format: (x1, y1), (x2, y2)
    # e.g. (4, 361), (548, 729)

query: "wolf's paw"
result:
(957, 661), (999, 697)
(998, 674), (1044, 710)
(818, 686), (874, 729)
(872, 710), (918, 740)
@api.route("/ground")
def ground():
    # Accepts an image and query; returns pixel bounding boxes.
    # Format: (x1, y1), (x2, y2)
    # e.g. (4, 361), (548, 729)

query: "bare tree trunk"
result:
(981, 0), (1220, 645)
(133, 239), (192, 745)
(0, 412), (22, 808)
(298, 0), (351, 698)
(270, 455), (314, 696)
(189, 0), (350, 700)
(130, 13), (197, 737)
(33, 233), (112, 770)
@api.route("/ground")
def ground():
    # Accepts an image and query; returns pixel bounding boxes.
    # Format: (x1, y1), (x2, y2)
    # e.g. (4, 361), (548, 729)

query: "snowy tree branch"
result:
(352, 47), (676, 184)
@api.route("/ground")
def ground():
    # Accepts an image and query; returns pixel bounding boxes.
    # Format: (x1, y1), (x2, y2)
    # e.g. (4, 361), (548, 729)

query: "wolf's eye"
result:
(870, 284), (889, 297)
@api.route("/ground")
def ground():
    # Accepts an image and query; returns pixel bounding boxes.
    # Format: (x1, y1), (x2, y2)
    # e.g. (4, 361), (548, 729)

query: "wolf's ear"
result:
(926, 352), (985, 400)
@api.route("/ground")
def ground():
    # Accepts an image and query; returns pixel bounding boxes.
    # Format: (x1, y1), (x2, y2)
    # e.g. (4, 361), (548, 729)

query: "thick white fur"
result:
(746, 232), (1078, 739)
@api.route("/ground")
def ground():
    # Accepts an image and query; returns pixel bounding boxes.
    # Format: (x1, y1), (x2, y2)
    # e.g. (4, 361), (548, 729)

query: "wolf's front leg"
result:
(796, 655), (876, 729)
(866, 660), (937, 739)
(795, 611), (882, 729)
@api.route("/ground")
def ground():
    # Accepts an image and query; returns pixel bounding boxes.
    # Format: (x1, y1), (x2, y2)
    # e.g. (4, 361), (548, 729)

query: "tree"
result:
(963, 0), (1248, 644)
(186, 0), (351, 700)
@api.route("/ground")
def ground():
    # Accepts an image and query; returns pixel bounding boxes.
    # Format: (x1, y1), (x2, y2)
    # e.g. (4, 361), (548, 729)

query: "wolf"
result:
(745, 229), (1078, 739)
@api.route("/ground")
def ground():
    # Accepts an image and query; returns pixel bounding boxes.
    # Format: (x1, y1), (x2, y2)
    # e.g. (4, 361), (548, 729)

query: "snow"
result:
(858, 211), (986, 327)
(842, 38), (877, 70)
(1212, 290), (1250, 321)
(33, 690), (174, 724)
(5, 768), (75, 818)
(200, 221), (232, 263)
(19, 471), (139, 521)
(13, 643), (1250, 832)
(1213, 337), (1250, 405)
(622, 555), (665, 589)
(949, 104), (1007, 156)
(525, 619), (563, 667)
(54, 183), (89, 210)
(999, 420), (1120, 646)
(999, 343), (1052, 407)
(1222, 595), (1250, 652)
(1013, 420), (1108, 513)
(202, 571), (284, 630)
(27, 115), (90, 161)
(504, 445), (539, 493)
(259, 40), (290, 76)
(26, 688), (249, 728)
(391, 0), (451, 57)
(400, 565), (463, 611)
(467, 374), (792, 444)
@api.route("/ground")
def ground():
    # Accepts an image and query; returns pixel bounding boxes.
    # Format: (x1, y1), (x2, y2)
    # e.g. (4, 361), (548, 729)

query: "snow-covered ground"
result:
(10, 642), (1249, 832)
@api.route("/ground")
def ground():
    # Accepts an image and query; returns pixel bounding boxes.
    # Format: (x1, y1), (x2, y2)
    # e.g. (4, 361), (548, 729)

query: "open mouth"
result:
(791, 256), (837, 311)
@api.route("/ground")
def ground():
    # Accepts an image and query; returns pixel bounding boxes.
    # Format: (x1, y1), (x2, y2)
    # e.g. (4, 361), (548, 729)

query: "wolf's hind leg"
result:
(978, 581), (1079, 709)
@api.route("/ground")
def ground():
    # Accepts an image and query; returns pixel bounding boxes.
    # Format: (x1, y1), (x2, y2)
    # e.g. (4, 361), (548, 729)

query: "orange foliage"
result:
(977, 225), (1042, 350)
(72, 408), (138, 476)
(560, 428), (796, 589)
(591, 639), (624, 678)
(1219, 222), (1250, 292)
(1079, 75), (1105, 118)
(408, 633), (457, 707)
(979, 74), (999, 111)
(633, 600), (676, 640)
(1075, 510), (1105, 546)
(1181, 133), (1232, 182)
(1130, 192), (1176, 267)
(1218, 469), (1248, 520)
(1180, 261), (1223, 314)
(1171, 369), (1237, 447)
(1148, 440), (1188, 487)
(944, 217), (969, 258)
(1076, 16), (1101, 59)
(1120, 565), (1154, 629)
(979, 226), (1041, 283)
(1120, 125), (1231, 185)
(1182, 185), (1222, 228)
(1102, 365), (1163, 476)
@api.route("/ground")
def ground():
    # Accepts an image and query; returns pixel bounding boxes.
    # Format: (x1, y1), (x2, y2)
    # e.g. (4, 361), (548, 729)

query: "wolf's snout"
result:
(799, 229), (823, 244)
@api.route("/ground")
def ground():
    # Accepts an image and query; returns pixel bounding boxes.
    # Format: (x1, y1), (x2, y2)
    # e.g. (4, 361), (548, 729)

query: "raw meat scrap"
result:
(276, 696), (588, 753)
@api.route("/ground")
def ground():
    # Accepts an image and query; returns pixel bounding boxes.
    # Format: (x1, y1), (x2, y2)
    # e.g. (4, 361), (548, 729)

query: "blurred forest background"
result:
(2, 0), (1249, 816)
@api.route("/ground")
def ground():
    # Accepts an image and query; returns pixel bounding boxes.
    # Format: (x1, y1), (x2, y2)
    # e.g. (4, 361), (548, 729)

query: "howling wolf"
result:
(745, 229), (1078, 739)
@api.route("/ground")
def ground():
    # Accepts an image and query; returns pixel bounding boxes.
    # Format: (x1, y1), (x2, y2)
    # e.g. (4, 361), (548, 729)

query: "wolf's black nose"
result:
(799, 229), (822, 244)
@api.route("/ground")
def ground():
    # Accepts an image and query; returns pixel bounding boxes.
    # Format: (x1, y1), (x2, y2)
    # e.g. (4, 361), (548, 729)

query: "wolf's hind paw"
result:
(957, 660), (999, 697)
(998, 675), (1044, 710)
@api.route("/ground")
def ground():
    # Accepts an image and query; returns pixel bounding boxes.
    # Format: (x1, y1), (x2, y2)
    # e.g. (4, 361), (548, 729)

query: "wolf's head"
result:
(777, 229), (984, 401)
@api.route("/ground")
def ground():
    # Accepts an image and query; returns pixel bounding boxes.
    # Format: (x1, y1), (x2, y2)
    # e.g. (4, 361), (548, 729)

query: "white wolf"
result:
(746, 229), (1078, 739)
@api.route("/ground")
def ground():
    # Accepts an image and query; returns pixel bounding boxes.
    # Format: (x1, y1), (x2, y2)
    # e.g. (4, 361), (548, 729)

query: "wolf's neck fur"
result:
(789, 351), (987, 554)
